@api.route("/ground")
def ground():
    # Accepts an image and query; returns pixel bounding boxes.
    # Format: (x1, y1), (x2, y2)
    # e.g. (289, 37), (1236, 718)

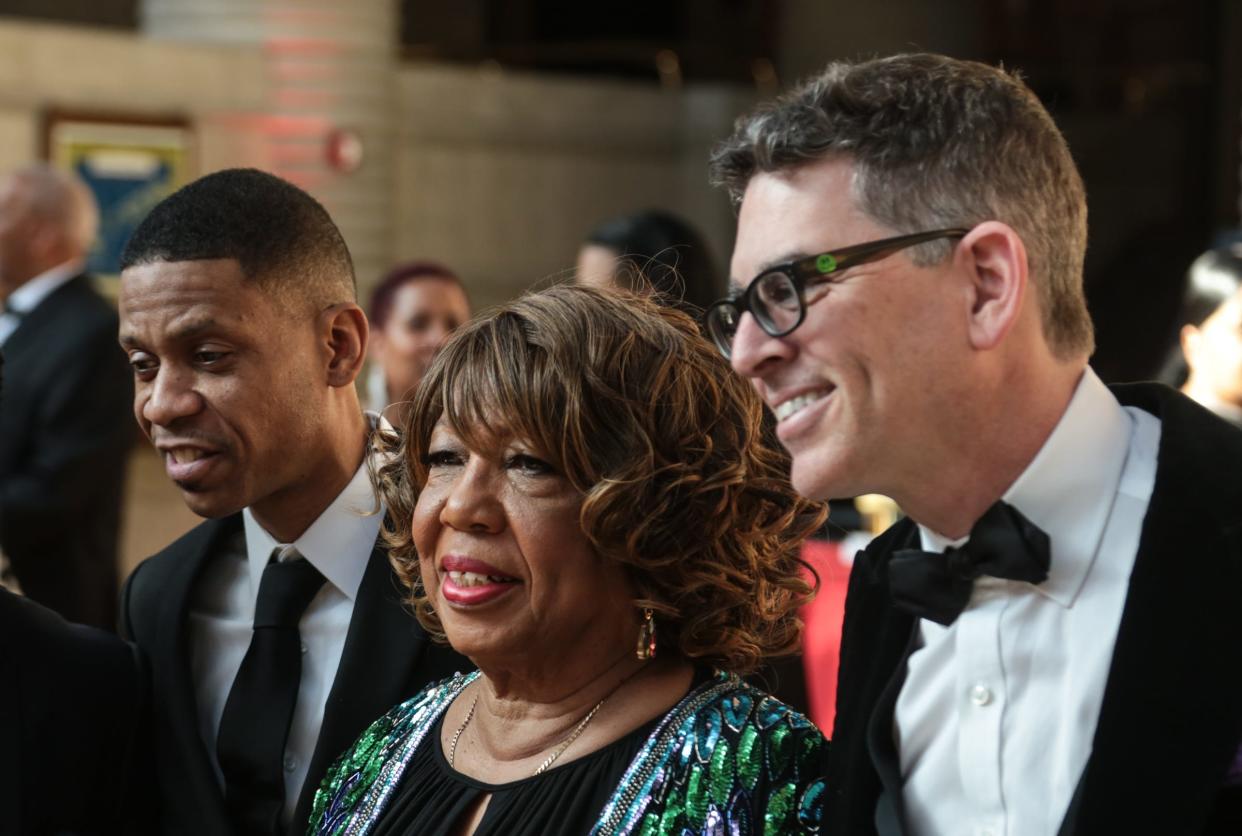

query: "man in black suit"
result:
(707, 54), (1242, 834)
(117, 169), (467, 835)
(0, 163), (132, 629)
(0, 585), (149, 835)
(0, 349), (148, 835)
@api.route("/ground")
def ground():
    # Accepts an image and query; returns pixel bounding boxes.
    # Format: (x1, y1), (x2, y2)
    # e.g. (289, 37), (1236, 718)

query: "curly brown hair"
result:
(375, 283), (825, 675)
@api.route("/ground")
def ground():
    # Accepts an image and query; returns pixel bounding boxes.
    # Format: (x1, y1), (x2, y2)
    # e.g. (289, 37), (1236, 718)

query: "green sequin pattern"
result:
(310, 671), (477, 836)
(592, 673), (827, 835)
(307, 670), (826, 836)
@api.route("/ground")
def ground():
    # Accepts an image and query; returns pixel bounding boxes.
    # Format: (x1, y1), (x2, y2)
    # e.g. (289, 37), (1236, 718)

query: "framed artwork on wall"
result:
(43, 111), (194, 290)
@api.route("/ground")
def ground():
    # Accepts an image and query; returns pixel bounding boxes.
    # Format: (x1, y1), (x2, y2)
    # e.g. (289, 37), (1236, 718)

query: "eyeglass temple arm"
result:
(795, 228), (971, 278)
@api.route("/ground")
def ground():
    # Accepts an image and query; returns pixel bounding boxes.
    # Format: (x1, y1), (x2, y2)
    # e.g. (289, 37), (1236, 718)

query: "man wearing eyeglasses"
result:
(708, 53), (1242, 835)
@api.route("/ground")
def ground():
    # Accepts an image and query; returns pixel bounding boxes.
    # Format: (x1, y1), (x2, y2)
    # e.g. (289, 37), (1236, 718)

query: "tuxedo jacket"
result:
(0, 274), (133, 629)
(826, 383), (1242, 836)
(0, 588), (149, 835)
(121, 514), (470, 835)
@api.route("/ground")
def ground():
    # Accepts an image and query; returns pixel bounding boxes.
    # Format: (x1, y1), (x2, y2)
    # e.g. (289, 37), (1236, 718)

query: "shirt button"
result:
(300, 642), (308, 655)
(970, 684), (993, 706)
(283, 754), (297, 773)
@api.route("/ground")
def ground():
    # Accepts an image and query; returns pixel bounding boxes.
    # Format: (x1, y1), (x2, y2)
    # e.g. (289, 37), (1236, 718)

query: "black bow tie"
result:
(887, 501), (1051, 626)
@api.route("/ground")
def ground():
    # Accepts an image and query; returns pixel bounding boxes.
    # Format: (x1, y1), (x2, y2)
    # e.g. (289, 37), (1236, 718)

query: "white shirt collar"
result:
(918, 367), (1134, 608)
(5, 259), (83, 314)
(242, 414), (392, 602)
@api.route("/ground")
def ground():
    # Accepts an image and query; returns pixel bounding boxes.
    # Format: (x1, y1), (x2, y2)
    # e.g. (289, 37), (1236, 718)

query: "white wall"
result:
(391, 64), (752, 307)
(0, 19), (267, 175)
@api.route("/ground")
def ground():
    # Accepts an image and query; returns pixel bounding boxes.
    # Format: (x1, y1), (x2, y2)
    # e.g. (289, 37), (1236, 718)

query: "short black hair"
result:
(584, 210), (719, 314)
(1158, 245), (1242, 386)
(119, 168), (356, 305)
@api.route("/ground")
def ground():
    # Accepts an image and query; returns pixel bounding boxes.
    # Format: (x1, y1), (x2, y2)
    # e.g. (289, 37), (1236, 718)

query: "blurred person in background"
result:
(577, 209), (720, 314)
(1160, 246), (1242, 428)
(118, 169), (466, 836)
(0, 162), (132, 630)
(0, 348), (149, 836)
(310, 284), (826, 835)
(367, 261), (470, 426)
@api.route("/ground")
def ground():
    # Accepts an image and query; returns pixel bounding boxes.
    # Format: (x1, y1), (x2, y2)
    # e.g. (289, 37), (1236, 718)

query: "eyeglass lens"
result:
(706, 270), (799, 358)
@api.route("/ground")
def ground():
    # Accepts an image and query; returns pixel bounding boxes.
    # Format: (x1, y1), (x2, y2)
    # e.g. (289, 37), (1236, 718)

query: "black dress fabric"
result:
(370, 712), (661, 836)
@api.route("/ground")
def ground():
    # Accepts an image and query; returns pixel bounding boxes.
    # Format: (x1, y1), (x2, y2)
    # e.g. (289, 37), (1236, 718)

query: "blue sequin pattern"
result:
(308, 670), (826, 835)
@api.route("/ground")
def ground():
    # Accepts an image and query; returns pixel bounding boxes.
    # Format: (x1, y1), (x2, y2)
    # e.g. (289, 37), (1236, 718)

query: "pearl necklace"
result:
(447, 690), (609, 777)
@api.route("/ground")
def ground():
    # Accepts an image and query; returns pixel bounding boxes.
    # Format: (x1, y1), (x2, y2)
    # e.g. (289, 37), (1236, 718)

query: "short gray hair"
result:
(10, 163), (99, 256)
(710, 53), (1093, 360)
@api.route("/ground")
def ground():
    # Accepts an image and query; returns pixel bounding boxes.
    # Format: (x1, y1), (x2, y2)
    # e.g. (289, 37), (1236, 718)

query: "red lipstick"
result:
(440, 555), (519, 606)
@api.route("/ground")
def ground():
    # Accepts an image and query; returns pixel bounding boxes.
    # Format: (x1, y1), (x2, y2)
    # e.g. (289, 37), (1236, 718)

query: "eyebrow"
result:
(119, 317), (222, 348)
(730, 250), (814, 293)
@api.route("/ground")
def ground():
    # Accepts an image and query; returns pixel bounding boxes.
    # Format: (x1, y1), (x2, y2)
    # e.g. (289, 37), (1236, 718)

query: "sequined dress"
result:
(309, 669), (827, 835)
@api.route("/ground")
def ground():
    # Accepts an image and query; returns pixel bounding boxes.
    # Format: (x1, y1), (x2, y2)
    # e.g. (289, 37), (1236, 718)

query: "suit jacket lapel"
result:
(827, 520), (918, 836)
(1060, 385), (1242, 835)
(867, 622), (920, 836)
(156, 515), (240, 827)
(293, 540), (430, 826)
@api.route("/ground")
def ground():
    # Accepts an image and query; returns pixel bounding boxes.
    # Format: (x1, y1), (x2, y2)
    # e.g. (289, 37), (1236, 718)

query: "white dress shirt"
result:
(187, 456), (383, 828)
(895, 368), (1162, 836)
(0, 259), (83, 346)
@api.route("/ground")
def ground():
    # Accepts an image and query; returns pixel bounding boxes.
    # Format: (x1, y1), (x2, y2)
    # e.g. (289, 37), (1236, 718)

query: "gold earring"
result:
(636, 607), (657, 660)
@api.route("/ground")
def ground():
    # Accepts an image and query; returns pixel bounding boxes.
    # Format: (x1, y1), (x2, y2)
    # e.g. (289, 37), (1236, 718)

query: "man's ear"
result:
(960, 221), (1028, 351)
(320, 303), (369, 388)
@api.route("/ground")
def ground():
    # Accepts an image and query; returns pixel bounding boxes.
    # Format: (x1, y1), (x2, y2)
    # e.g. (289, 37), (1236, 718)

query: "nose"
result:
(439, 459), (504, 534)
(729, 311), (795, 379)
(140, 366), (205, 429)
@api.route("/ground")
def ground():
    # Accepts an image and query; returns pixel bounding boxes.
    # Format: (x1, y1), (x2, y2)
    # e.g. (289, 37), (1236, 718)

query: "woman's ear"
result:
(960, 221), (1028, 351)
(1180, 323), (1203, 374)
(321, 303), (369, 387)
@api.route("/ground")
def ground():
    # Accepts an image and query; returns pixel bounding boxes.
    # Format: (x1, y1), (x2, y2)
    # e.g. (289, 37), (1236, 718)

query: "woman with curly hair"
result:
(309, 284), (827, 835)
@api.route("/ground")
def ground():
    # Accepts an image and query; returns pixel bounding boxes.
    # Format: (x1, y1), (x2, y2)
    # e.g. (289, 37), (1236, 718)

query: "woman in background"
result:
(368, 260), (470, 424)
(576, 209), (719, 314)
(1162, 246), (1242, 428)
(311, 284), (826, 835)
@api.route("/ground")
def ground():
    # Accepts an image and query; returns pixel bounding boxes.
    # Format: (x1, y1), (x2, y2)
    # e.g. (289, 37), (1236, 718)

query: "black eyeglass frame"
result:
(705, 227), (970, 357)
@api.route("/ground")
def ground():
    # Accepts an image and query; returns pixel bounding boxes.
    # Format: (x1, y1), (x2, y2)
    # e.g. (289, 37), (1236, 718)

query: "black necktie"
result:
(887, 501), (1051, 626)
(217, 547), (326, 836)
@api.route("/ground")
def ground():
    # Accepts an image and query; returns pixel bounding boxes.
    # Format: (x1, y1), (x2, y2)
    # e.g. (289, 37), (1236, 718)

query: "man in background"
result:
(118, 168), (466, 835)
(0, 163), (132, 629)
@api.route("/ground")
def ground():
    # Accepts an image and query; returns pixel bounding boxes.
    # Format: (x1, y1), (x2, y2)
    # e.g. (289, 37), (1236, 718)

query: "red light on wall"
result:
(325, 127), (364, 173)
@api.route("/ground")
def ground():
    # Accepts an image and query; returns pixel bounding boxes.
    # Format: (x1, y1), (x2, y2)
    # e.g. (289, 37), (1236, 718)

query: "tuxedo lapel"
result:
(827, 520), (918, 836)
(293, 540), (431, 826)
(1060, 386), (1242, 835)
(867, 622), (920, 836)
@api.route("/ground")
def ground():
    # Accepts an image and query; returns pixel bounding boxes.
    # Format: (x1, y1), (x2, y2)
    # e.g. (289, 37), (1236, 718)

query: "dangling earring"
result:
(636, 607), (657, 660)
